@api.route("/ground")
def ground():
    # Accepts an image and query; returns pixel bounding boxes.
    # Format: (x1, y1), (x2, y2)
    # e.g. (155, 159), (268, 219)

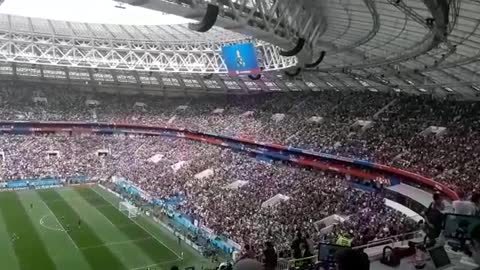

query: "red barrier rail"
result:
(0, 120), (459, 200)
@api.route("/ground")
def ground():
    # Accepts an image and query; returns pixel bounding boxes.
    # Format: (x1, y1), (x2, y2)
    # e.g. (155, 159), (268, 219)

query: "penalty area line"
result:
(91, 186), (183, 260)
(39, 215), (65, 232)
(39, 200), (80, 250)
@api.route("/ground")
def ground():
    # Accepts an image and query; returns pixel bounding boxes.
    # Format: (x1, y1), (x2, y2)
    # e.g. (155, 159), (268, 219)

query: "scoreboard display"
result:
(222, 43), (261, 75)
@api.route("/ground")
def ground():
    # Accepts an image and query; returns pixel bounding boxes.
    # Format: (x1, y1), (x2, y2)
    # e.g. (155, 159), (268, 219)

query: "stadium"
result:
(0, 0), (479, 269)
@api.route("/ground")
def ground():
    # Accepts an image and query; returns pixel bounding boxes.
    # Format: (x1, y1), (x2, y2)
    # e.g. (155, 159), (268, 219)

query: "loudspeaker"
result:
(248, 74), (262, 80)
(305, 51), (326, 68)
(279, 38), (305, 57)
(285, 67), (302, 77)
(188, 4), (219, 33)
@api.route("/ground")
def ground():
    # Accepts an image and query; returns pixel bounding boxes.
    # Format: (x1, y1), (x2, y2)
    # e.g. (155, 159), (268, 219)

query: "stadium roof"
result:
(115, 0), (480, 99)
(0, 0), (479, 99)
(0, 0), (189, 25)
(0, 14), (247, 42)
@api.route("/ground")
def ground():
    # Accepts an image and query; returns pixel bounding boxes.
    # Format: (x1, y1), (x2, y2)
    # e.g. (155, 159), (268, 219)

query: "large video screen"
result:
(222, 43), (260, 75)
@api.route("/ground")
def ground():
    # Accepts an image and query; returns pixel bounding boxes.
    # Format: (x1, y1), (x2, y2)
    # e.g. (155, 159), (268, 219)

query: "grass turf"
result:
(0, 185), (210, 270)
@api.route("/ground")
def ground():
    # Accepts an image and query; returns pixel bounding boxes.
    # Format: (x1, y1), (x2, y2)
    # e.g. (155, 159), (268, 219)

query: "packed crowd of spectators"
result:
(1, 82), (478, 253)
(0, 133), (417, 251)
(1, 83), (478, 191)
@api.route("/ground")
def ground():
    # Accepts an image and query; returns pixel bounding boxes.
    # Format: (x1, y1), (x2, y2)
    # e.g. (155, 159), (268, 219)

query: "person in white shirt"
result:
(452, 191), (477, 216)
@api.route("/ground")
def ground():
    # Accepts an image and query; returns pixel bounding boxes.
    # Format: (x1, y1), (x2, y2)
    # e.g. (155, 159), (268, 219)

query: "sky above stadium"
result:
(0, 0), (191, 25)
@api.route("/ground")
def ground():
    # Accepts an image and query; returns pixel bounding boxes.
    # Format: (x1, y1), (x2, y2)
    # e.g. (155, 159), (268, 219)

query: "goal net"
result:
(119, 201), (139, 218)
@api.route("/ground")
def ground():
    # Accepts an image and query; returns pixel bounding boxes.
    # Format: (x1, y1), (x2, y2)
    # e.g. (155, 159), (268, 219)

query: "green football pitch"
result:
(0, 185), (211, 270)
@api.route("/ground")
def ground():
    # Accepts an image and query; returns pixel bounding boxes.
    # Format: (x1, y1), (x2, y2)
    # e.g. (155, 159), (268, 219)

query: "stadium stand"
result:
(0, 0), (479, 268)
(1, 84), (479, 258)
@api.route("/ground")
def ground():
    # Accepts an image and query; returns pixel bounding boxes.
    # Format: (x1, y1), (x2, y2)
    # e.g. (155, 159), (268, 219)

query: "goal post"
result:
(119, 201), (139, 219)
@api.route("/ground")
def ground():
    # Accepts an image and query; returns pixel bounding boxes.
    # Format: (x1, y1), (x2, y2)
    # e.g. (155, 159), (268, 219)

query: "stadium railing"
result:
(0, 120), (458, 201)
(278, 230), (423, 270)
(349, 230), (423, 251)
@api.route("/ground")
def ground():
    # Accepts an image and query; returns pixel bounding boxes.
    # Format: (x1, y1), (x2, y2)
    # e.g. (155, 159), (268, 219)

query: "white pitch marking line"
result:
(28, 195), (102, 205)
(90, 204), (117, 228)
(39, 215), (65, 232)
(91, 187), (183, 260)
(39, 200), (79, 250)
(79, 236), (153, 250)
(128, 258), (184, 270)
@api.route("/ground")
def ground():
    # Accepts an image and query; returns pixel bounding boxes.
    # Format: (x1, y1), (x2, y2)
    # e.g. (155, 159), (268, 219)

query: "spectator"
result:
(291, 232), (304, 259)
(263, 241), (277, 270)
(335, 249), (370, 270)
(424, 193), (445, 242)
(300, 242), (312, 258)
(233, 258), (263, 270)
(471, 193), (480, 215)
(239, 245), (255, 260)
(469, 225), (480, 267)
(305, 233), (315, 254)
(453, 191), (477, 215)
